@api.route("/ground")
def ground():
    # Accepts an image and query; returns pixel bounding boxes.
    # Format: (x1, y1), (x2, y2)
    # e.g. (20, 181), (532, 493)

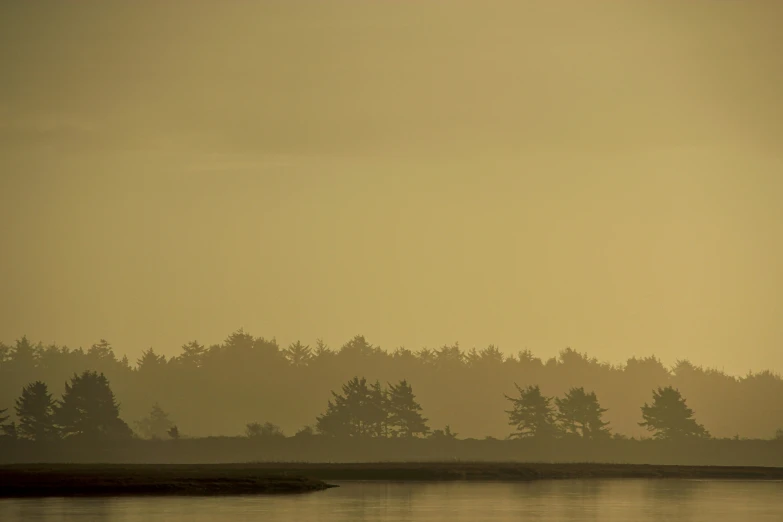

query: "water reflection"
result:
(1, 480), (782, 521)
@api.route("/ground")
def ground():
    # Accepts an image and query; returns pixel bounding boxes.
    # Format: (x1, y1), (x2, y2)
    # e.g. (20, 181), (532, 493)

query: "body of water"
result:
(1, 480), (781, 521)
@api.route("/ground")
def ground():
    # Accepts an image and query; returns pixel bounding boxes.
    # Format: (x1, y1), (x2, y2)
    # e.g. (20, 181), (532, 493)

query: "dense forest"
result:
(1, 330), (782, 441)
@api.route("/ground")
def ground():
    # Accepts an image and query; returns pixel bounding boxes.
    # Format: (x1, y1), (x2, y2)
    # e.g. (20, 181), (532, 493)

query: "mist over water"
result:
(2, 481), (782, 522)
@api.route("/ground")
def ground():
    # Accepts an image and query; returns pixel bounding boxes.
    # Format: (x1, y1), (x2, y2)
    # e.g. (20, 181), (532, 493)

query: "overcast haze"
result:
(1, 1), (782, 375)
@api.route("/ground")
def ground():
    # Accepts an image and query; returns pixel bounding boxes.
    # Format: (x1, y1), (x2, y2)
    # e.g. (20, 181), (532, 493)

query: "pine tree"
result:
(87, 339), (116, 363)
(316, 377), (386, 438)
(56, 371), (133, 440)
(639, 386), (710, 440)
(387, 379), (429, 437)
(505, 384), (559, 439)
(175, 341), (206, 368)
(136, 348), (167, 372)
(15, 381), (58, 441)
(285, 341), (313, 368)
(555, 387), (611, 439)
(135, 403), (174, 439)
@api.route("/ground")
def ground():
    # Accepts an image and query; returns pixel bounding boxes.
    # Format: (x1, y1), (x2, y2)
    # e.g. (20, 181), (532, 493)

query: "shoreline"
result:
(2, 462), (783, 498)
(0, 466), (336, 498)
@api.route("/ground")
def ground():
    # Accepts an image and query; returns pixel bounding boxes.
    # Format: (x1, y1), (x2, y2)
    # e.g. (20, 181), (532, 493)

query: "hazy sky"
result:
(1, 2), (782, 374)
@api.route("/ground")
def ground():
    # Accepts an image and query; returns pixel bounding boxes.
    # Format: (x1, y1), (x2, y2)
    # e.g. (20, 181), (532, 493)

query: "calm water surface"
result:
(1, 480), (781, 521)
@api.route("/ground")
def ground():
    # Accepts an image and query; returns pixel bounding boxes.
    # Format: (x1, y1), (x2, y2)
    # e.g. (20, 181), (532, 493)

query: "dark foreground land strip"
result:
(2, 462), (783, 498)
(0, 465), (336, 498)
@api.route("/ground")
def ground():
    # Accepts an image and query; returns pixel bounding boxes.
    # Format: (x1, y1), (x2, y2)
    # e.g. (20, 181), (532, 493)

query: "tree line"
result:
(0, 369), (713, 443)
(1, 330), (781, 440)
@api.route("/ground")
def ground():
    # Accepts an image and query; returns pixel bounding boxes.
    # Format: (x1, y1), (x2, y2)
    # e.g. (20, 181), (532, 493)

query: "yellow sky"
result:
(1, 2), (782, 374)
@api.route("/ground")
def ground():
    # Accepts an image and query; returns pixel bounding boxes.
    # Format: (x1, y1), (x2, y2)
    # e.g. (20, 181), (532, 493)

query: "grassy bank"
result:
(2, 462), (782, 498)
(0, 464), (335, 498)
(4, 437), (783, 467)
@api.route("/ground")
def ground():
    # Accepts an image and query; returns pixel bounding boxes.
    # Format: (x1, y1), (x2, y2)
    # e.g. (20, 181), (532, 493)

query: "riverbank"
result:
(4, 436), (783, 467)
(2, 462), (782, 498)
(0, 465), (336, 498)
(231, 462), (783, 481)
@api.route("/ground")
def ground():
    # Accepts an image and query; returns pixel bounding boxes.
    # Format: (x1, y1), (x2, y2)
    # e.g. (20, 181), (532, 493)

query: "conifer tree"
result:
(505, 384), (559, 438)
(135, 403), (174, 439)
(555, 387), (611, 439)
(56, 371), (133, 440)
(15, 381), (58, 441)
(387, 379), (429, 437)
(640, 386), (709, 440)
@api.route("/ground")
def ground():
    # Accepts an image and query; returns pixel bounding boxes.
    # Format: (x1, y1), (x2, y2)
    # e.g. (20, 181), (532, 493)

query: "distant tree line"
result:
(1, 330), (781, 440)
(0, 369), (742, 445)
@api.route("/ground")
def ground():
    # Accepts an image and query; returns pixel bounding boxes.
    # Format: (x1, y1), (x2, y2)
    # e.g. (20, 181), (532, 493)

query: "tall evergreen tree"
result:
(135, 403), (174, 439)
(15, 381), (58, 441)
(175, 341), (206, 368)
(387, 379), (429, 437)
(639, 386), (710, 440)
(505, 384), (559, 439)
(9, 336), (39, 368)
(87, 339), (116, 364)
(285, 341), (313, 368)
(555, 387), (611, 439)
(136, 348), (167, 372)
(56, 371), (133, 440)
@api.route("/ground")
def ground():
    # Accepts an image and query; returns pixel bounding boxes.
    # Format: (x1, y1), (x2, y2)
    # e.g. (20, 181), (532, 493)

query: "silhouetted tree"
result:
(313, 339), (333, 359)
(15, 381), (57, 441)
(56, 371), (133, 440)
(245, 421), (285, 438)
(340, 336), (379, 358)
(285, 341), (313, 368)
(175, 341), (206, 368)
(316, 377), (389, 438)
(135, 403), (174, 439)
(639, 386), (710, 440)
(167, 425), (180, 439)
(87, 339), (116, 364)
(136, 348), (167, 373)
(8, 336), (39, 370)
(505, 384), (559, 438)
(555, 387), (611, 439)
(387, 379), (429, 437)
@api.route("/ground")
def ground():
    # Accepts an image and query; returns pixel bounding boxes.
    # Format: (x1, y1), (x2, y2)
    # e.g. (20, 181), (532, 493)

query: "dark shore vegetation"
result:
(1, 462), (782, 499)
(244, 462), (783, 481)
(4, 436), (783, 468)
(0, 464), (335, 498)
